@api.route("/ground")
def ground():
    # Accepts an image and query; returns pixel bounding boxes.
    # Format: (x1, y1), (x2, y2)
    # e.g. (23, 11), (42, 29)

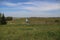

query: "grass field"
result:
(0, 18), (60, 40)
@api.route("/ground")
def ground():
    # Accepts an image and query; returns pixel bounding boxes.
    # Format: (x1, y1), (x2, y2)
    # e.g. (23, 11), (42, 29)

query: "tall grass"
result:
(0, 18), (60, 40)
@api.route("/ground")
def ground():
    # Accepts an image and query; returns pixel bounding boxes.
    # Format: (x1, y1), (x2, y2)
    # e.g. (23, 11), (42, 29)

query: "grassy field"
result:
(0, 18), (60, 40)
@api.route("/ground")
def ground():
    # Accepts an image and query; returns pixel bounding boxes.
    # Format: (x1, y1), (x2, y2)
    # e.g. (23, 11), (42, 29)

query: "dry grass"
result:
(0, 18), (60, 40)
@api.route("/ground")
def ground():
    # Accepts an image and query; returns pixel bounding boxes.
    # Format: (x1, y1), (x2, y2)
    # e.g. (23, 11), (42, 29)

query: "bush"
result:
(55, 20), (60, 23)
(6, 17), (13, 21)
(0, 14), (7, 25)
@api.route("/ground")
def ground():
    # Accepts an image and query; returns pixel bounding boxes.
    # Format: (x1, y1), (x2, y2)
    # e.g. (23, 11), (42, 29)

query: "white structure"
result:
(26, 18), (29, 23)
(26, 17), (30, 25)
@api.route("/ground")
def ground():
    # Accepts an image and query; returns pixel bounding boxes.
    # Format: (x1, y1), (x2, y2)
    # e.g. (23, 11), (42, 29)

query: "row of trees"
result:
(0, 13), (13, 25)
(0, 13), (7, 25)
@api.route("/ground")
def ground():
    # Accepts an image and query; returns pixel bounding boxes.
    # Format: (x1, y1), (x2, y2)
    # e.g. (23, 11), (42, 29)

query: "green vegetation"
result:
(0, 14), (7, 25)
(6, 17), (13, 21)
(0, 17), (60, 40)
(0, 13), (7, 25)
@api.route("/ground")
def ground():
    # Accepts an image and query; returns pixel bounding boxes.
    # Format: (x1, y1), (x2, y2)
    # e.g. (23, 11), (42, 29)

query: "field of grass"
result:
(0, 18), (60, 40)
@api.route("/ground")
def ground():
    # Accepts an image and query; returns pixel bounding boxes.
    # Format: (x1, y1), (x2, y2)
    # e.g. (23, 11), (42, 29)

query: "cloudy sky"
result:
(0, 0), (60, 17)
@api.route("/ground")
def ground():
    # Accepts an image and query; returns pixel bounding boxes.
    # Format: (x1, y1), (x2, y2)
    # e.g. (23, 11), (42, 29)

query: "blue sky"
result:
(0, 0), (60, 17)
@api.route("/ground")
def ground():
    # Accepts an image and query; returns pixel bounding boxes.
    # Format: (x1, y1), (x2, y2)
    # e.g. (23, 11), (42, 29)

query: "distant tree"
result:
(0, 13), (1, 16)
(54, 20), (60, 24)
(6, 17), (13, 21)
(0, 13), (2, 24)
(0, 14), (7, 25)
(55, 20), (59, 23)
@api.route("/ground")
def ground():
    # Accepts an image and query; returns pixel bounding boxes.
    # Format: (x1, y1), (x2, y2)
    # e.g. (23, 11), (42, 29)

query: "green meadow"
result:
(0, 18), (60, 40)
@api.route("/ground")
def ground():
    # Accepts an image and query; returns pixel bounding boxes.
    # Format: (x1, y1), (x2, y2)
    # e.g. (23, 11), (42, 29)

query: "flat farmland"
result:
(0, 18), (60, 40)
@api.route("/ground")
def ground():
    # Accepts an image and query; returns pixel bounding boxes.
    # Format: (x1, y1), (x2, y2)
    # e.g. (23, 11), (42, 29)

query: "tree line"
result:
(0, 13), (13, 25)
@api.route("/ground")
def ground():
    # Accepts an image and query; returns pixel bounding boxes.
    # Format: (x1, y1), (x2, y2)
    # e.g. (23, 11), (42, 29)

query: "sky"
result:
(0, 0), (60, 17)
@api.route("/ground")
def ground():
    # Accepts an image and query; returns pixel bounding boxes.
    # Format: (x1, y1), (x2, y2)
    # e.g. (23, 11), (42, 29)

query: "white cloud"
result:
(23, 2), (33, 4)
(2, 2), (22, 7)
(1, 2), (33, 7)
(1, 1), (60, 11)
(23, 1), (60, 11)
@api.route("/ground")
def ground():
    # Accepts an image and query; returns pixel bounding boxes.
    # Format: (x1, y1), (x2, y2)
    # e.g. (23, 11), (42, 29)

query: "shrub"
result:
(0, 14), (7, 25)
(54, 20), (60, 24)
(6, 17), (13, 21)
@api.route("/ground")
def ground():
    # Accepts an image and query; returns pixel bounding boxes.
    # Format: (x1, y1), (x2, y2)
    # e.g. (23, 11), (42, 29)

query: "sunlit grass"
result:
(0, 18), (60, 40)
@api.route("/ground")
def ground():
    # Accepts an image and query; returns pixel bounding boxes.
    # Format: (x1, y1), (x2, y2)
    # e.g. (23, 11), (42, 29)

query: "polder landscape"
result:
(0, 0), (60, 40)
(0, 13), (60, 40)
